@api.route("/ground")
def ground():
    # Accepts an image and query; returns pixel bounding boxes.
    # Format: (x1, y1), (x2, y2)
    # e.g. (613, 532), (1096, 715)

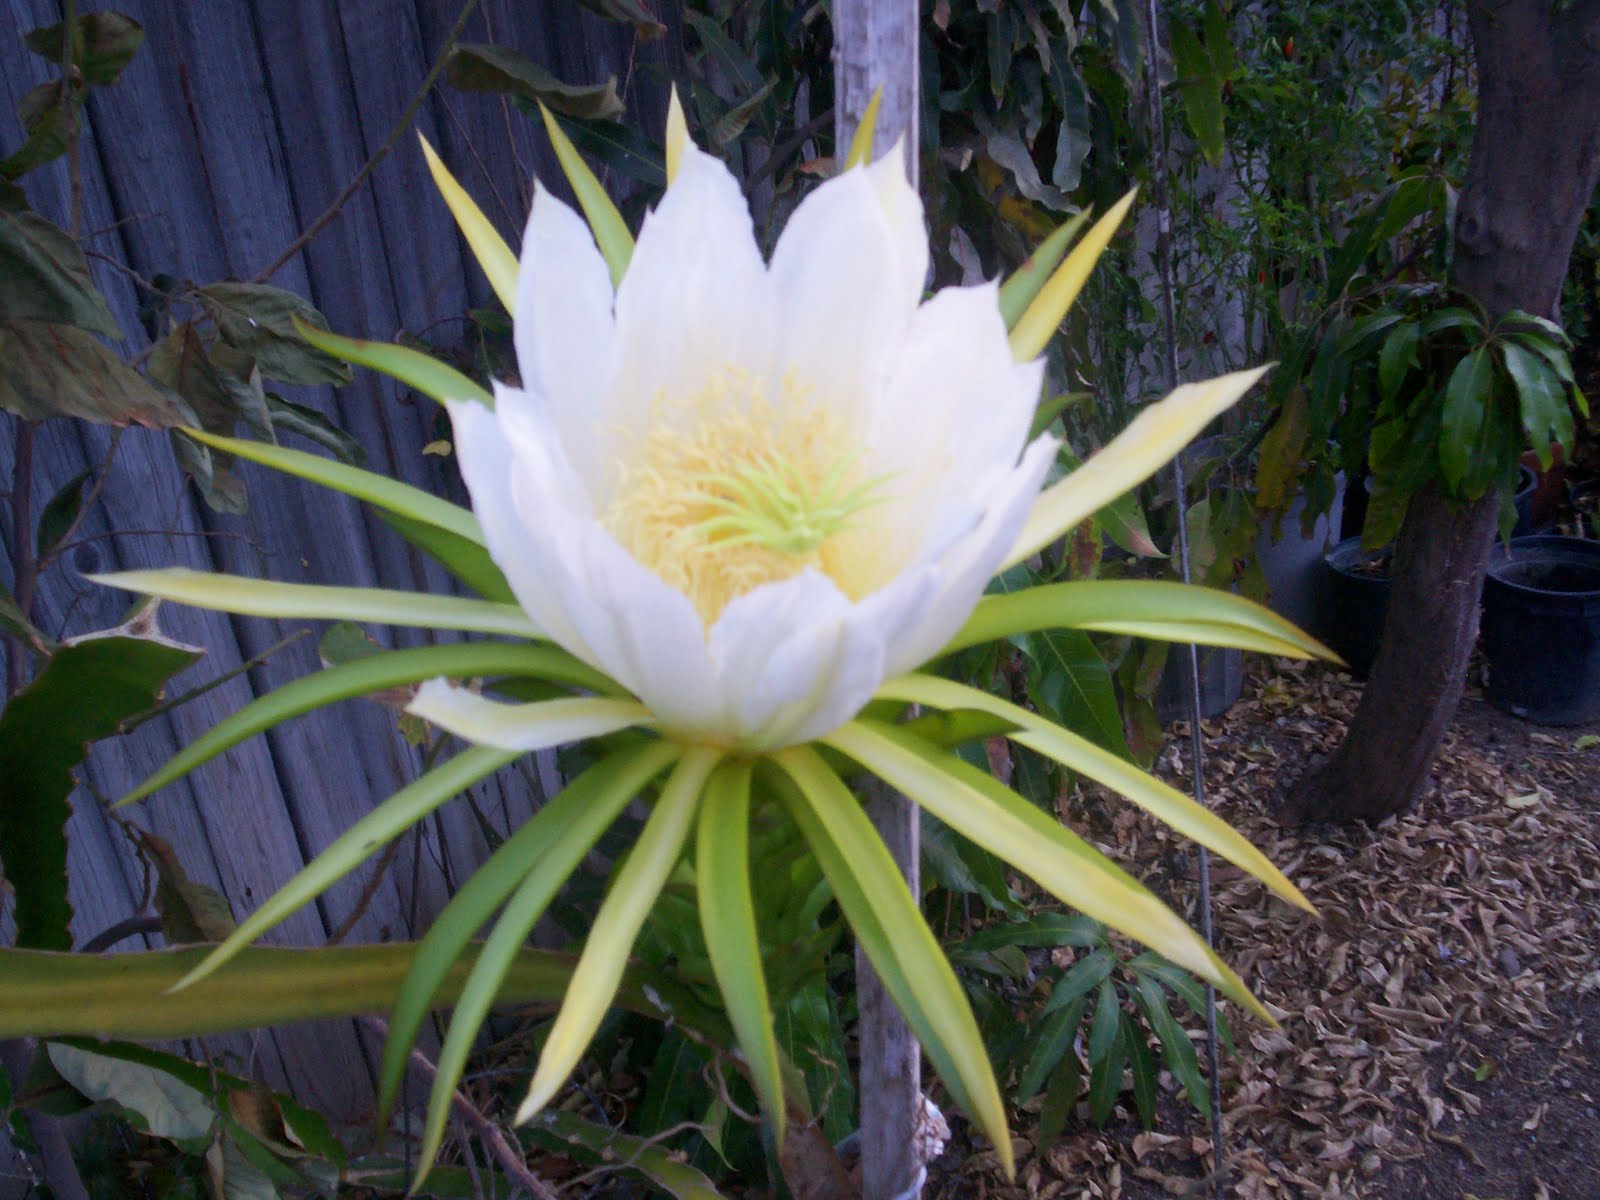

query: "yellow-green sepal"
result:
(998, 206), (1094, 332)
(418, 133), (519, 314)
(538, 102), (633, 286)
(1008, 190), (1136, 362)
(290, 317), (494, 409)
(844, 87), (884, 169)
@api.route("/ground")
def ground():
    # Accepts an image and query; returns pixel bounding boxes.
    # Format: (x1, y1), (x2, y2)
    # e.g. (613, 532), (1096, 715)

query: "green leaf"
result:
(195, 284), (351, 386)
(538, 105), (634, 286)
(532, 1111), (728, 1197)
(376, 741), (681, 1124)
(773, 746), (1013, 1176)
(696, 761), (785, 1141)
(446, 44), (624, 121)
(34, 468), (90, 560)
(0, 579), (52, 656)
(517, 749), (718, 1121)
(1043, 949), (1114, 1015)
(1095, 487), (1163, 558)
(1027, 627), (1130, 759)
(1132, 955), (1234, 1057)
(0, 321), (192, 426)
(0, 619), (200, 949)
(1036, 1045), (1080, 1146)
(415, 746), (699, 1182)
(0, 210), (119, 334)
(172, 745), (519, 991)
(1135, 974), (1208, 1114)
(177, 425), (485, 545)
(826, 719), (1271, 1020)
(1170, 20), (1224, 164)
(263, 395), (364, 464)
(1123, 1010), (1157, 1128)
(149, 322), (274, 443)
(959, 912), (1104, 953)
(1253, 388), (1309, 512)
(0, 86), (79, 180)
(683, 9), (765, 95)
(1438, 345), (1493, 491)
(1086, 982), (1125, 1125)
(948, 579), (1338, 661)
(26, 12), (145, 85)
(46, 1042), (214, 1145)
(1378, 321), (1421, 406)
(290, 319), (493, 408)
(542, 113), (665, 188)
(1018, 997), (1083, 1101)
(1501, 340), (1572, 467)
(143, 831), (238, 944)
(375, 509), (514, 602)
(571, 0), (667, 38)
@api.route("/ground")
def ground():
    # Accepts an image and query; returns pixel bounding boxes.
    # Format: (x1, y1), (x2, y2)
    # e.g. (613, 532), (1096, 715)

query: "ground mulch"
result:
(935, 661), (1600, 1200)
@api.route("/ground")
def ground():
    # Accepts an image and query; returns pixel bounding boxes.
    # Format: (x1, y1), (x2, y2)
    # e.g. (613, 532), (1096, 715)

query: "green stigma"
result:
(691, 454), (888, 558)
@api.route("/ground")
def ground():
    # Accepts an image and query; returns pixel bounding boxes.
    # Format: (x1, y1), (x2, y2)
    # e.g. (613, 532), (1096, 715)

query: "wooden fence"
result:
(1, 0), (673, 1122)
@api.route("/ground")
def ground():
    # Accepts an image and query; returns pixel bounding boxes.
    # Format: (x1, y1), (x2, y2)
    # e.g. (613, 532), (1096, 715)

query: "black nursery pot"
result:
(1482, 535), (1600, 725)
(1321, 537), (1392, 680)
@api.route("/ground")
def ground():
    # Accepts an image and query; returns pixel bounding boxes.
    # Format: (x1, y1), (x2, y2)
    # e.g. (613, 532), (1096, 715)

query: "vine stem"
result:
(251, 0), (480, 284)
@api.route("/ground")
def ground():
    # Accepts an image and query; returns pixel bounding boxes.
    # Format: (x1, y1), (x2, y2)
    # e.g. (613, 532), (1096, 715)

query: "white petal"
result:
(408, 682), (649, 751)
(600, 145), (772, 473)
(513, 185), (617, 491)
(883, 434), (1061, 676)
(769, 161), (928, 422)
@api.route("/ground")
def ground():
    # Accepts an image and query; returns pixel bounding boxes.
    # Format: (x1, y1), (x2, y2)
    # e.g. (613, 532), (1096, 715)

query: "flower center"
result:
(603, 372), (885, 627)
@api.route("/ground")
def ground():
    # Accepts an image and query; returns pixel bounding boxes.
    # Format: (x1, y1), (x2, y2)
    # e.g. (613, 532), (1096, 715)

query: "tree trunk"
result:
(1287, 0), (1600, 824)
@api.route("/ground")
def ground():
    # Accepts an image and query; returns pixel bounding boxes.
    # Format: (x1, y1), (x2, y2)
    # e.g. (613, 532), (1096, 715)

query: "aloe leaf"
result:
(998, 206), (1094, 331)
(291, 319), (494, 409)
(377, 740), (679, 1123)
(413, 745), (694, 1182)
(177, 427), (486, 545)
(418, 134), (518, 315)
(517, 748), (720, 1122)
(538, 104), (633, 285)
(121, 643), (611, 806)
(1006, 366), (1271, 568)
(947, 579), (1338, 661)
(771, 746), (1013, 1178)
(0, 943), (727, 1042)
(875, 674), (1313, 914)
(90, 569), (537, 638)
(695, 760), (785, 1143)
(170, 746), (518, 991)
(1008, 190), (1135, 362)
(824, 719), (1270, 1021)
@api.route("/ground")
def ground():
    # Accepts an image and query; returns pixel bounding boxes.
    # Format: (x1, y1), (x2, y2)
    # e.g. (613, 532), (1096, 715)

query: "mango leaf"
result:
(1253, 387), (1309, 512)
(0, 210), (119, 334)
(47, 1042), (213, 1147)
(0, 612), (201, 949)
(0, 83), (79, 180)
(1378, 320), (1421, 406)
(34, 468), (91, 560)
(572, 0), (667, 38)
(1438, 345), (1492, 491)
(1026, 627), (1129, 759)
(1501, 340), (1572, 468)
(26, 12), (145, 85)
(140, 831), (238, 944)
(150, 322), (273, 442)
(264, 396), (364, 464)
(446, 45), (624, 121)
(1169, 20), (1224, 164)
(0, 321), (192, 425)
(195, 284), (351, 387)
(530, 1111), (729, 1198)
(1095, 487), (1163, 558)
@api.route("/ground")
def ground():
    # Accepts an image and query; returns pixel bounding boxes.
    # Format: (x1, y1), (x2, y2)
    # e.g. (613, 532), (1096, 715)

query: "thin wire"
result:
(1139, 3), (1226, 1196)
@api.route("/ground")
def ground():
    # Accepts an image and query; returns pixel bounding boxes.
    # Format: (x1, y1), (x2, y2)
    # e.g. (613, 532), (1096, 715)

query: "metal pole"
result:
(1138, 3), (1227, 1196)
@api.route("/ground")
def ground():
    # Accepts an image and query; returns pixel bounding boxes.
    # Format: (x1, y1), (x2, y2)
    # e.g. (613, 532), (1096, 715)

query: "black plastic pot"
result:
(1155, 644), (1243, 725)
(1512, 465), (1539, 536)
(1321, 537), (1392, 680)
(1482, 535), (1600, 725)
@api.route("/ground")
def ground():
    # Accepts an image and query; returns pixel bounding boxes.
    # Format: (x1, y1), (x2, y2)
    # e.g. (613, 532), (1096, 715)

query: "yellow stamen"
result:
(603, 372), (888, 626)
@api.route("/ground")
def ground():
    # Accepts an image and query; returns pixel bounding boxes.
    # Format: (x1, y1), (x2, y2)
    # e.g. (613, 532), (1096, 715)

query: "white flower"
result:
(442, 142), (1053, 751)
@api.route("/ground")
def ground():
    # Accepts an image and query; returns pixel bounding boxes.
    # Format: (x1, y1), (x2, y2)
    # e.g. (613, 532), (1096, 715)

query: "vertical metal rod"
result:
(1138, 3), (1226, 1196)
(834, 4), (925, 1197)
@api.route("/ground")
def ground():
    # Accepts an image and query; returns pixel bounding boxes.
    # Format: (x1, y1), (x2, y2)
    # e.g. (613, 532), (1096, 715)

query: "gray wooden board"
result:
(1, 0), (676, 1124)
